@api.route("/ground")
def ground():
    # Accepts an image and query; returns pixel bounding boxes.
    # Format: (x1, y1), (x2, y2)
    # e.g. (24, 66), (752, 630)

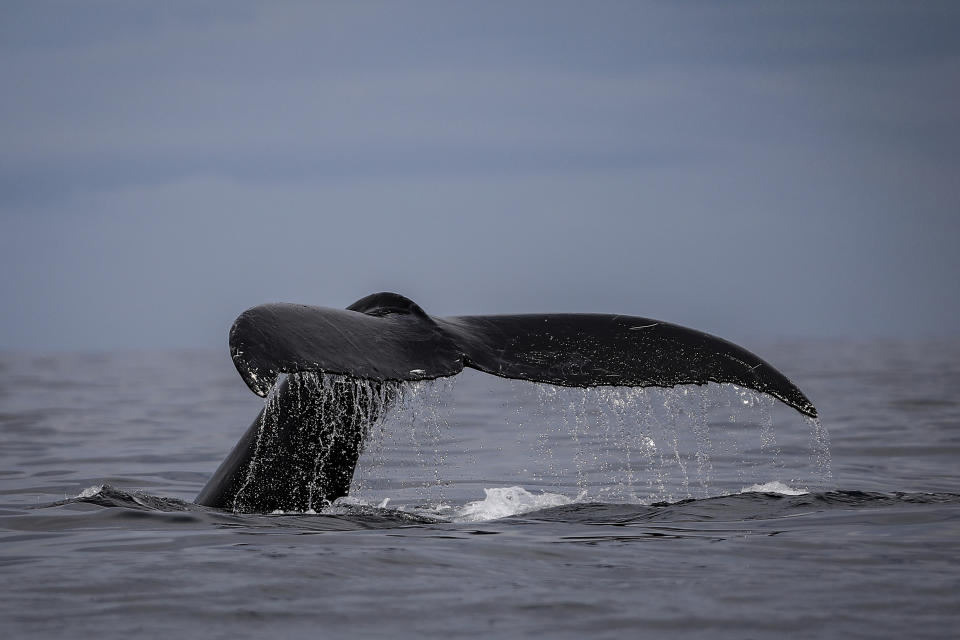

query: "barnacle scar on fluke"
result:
(196, 292), (817, 513)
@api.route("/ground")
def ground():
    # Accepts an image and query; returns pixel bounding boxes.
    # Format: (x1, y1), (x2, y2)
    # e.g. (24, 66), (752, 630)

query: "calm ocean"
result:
(1, 340), (958, 639)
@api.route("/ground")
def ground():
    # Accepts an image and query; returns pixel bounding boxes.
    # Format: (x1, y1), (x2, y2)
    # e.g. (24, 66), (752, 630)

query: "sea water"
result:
(1, 340), (958, 639)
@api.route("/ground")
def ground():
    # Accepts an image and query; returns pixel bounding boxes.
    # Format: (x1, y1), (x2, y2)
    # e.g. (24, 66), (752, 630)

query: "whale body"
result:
(196, 292), (817, 512)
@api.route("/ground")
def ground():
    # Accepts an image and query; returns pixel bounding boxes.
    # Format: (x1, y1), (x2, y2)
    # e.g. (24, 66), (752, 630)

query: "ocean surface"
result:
(1, 340), (958, 639)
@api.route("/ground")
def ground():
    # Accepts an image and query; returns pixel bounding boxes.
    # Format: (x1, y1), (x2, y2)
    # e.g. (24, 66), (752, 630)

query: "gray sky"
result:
(2, 1), (958, 349)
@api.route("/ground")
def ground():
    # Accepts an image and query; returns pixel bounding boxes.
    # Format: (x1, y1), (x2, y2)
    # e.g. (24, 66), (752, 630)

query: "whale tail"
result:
(195, 373), (396, 512)
(197, 293), (817, 512)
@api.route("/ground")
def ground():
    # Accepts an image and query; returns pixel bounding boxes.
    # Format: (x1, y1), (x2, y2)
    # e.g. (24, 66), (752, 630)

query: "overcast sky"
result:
(1, 1), (958, 349)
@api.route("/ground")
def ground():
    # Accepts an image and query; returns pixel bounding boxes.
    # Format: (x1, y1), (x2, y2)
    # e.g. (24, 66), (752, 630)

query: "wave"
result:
(24, 484), (959, 535)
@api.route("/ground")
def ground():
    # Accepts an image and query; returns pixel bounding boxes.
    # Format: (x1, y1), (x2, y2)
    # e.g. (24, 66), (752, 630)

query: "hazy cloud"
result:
(2, 1), (958, 348)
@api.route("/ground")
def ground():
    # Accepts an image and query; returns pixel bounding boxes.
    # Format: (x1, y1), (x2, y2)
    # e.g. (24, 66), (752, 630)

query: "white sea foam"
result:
(76, 485), (104, 499)
(739, 481), (808, 496)
(269, 508), (319, 515)
(454, 486), (574, 522)
(330, 495), (369, 507)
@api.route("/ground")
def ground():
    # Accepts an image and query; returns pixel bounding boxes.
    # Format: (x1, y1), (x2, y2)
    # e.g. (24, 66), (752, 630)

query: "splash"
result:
(455, 487), (575, 521)
(740, 481), (809, 495)
(76, 485), (104, 499)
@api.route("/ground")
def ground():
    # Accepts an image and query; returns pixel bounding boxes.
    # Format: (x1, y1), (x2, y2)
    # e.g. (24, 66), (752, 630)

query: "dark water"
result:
(1, 341), (959, 639)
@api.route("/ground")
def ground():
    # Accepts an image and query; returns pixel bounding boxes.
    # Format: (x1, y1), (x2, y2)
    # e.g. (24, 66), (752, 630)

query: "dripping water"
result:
(233, 371), (400, 513)
(242, 371), (833, 510)
(350, 375), (457, 507)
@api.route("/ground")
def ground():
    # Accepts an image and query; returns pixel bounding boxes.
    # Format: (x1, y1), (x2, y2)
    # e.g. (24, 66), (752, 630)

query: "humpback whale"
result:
(196, 292), (817, 513)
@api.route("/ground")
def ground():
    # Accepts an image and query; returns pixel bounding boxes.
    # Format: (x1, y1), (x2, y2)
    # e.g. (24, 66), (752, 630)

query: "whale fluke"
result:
(230, 292), (816, 417)
(198, 292), (817, 512)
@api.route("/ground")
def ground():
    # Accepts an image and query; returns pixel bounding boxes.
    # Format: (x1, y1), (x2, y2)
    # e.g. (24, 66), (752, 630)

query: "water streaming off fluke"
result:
(333, 372), (834, 510)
